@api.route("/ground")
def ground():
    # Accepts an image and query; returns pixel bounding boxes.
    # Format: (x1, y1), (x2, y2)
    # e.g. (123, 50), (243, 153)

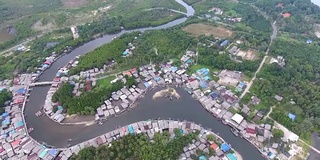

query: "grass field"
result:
(182, 23), (233, 38)
(96, 76), (116, 89)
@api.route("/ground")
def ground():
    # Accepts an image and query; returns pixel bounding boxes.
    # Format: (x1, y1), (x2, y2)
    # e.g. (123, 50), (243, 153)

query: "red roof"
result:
(124, 71), (132, 77)
(96, 137), (103, 145)
(189, 78), (196, 82)
(210, 143), (219, 151)
(14, 99), (24, 104)
(130, 68), (137, 73)
(16, 126), (24, 131)
(0, 147), (4, 153)
(53, 77), (60, 82)
(246, 128), (256, 134)
(282, 13), (291, 18)
(44, 60), (52, 65)
(11, 139), (21, 147)
(86, 81), (91, 91)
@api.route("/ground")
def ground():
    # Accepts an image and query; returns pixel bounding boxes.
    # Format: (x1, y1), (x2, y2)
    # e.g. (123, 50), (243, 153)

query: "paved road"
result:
(240, 21), (277, 99)
(0, 34), (43, 55)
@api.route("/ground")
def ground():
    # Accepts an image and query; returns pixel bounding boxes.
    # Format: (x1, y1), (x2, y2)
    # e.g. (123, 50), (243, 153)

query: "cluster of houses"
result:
(96, 83), (144, 121)
(43, 84), (65, 123)
(180, 127), (236, 160)
(204, 6), (242, 23)
(218, 70), (244, 87)
(56, 120), (240, 160)
(208, 7), (223, 15)
(122, 42), (136, 57)
(40, 56), (118, 123)
(0, 79), (12, 87)
(185, 73), (301, 159)
(36, 47), (302, 159)
(0, 75), (62, 160)
(0, 110), (60, 160)
(39, 56), (56, 72)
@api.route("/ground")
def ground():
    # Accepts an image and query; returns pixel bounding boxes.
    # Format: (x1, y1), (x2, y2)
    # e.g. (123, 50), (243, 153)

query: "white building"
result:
(71, 26), (79, 39)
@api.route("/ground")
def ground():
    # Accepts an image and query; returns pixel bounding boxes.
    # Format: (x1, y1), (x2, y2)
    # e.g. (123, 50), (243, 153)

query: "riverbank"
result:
(57, 119), (242, 160)
(22, 0), (262, 159)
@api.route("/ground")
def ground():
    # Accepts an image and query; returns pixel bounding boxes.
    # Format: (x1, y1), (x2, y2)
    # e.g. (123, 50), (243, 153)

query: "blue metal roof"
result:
(226, 153), (237, 160)
(2, 119), (10, 125)
(1, 112), (9, 118)
(221, 143), (231, 152)
(57, 106), (63, 110)
(220, 40), (229, 47)
(17, 88), (26, 93)
(48, 149), (58, 156)
(288, 113), (296, 121)
(199, 155), (207, 160)
(128, 125), (134, 134)
(200, 81), (208, 88)
(16, 121), (24, 127)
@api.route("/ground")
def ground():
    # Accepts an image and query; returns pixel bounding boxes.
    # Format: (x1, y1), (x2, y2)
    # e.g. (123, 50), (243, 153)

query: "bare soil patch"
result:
(0, 31), (13, 43)
(32, 20), (57, 32)
(61, 0), (88, 8)
(236, 49), (258, 61)
(315, 24), (320, 38)
(183, 23), (233, 38)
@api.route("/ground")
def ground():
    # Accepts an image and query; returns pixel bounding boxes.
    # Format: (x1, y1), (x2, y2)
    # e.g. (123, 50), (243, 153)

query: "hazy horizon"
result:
(312, 0), (320, 7)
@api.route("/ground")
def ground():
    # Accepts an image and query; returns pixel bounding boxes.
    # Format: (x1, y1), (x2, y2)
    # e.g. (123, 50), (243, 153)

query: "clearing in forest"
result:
(236, 50), (259, 61)
(61, 0), (89, 8)
(0, 31), (13, 43)
(182, 23), (233, 38)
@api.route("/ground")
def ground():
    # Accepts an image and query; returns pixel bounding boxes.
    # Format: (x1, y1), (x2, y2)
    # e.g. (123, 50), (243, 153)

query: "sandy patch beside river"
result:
(152, 88), (180, 100)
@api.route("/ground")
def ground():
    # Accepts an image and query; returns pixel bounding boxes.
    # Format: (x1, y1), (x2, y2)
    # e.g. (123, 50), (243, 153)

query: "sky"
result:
(311, 0), (320, 7)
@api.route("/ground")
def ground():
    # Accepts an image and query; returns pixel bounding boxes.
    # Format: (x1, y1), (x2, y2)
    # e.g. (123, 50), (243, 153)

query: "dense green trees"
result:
(52, 83), (73, 105)
(245, 0), (320, 34)
(125, 76), (138, 87)
(251, 38), (320, 137)
(195, 46), (260, 77)
(70, 29), (194, 75)
(0, 89), (12, 108)
(52, 81), (124, 115)
(69, 32), (139, 75)
(70, 131), (198, 160)
(0, 8), (185, 80)
(0, 89), (13, 114)
(233, 4), (271, 32)
(272, 128), (284, 140)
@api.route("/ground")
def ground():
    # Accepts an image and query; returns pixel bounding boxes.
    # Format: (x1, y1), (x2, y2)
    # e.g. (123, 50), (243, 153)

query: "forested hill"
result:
(241, 0), (320, 35)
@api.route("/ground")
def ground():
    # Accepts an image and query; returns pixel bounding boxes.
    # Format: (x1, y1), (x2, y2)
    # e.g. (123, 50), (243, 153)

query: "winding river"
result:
(25, 0), (264, 159)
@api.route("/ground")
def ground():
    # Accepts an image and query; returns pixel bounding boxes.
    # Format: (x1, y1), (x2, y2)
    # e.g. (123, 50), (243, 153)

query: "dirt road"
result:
(239, 21), (277, 99)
